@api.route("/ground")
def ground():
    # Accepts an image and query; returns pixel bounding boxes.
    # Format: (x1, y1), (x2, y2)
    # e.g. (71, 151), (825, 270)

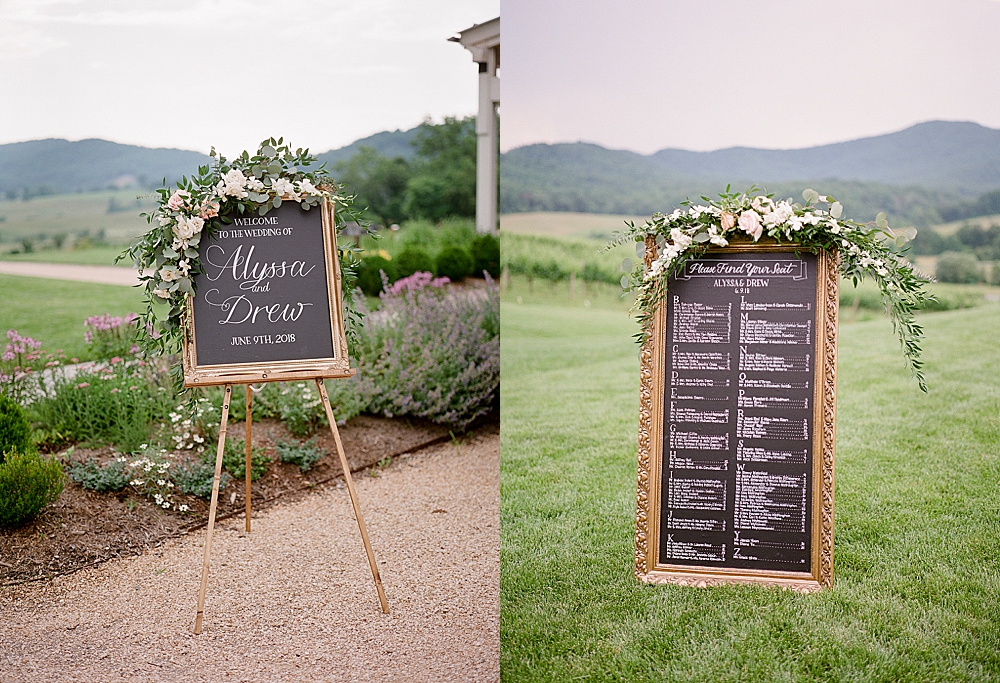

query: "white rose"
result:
(152, 288), (171, 300)
(159, 265), (181, 282)
(173, 215), (204, 241)
(246, 176), (265, 192)
(272, 177), (297, 198)
(221, 169), (249, 198)
(670, 227), (693, 249)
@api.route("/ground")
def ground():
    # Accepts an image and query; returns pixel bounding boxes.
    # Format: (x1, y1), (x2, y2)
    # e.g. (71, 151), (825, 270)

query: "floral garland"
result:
(123, 138), (366, 360)
(609, 187), (933, 391)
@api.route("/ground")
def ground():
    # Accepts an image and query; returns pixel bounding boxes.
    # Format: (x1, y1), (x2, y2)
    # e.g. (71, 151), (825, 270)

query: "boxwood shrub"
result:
(471, 234), (500, 277)
(435, 246), (474, 280)
(0, 394), (32, 464)
(394, 247), (435, 279)
(0, 448), (64, 527)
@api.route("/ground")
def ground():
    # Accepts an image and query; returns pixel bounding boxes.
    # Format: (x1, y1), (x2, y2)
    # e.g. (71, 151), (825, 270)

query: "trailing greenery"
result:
(0, 448), (64, 527)
(609, 187), (933, 390)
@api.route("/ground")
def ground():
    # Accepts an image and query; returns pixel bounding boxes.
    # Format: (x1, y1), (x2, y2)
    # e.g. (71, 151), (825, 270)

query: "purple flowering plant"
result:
(0, 329), (65, 404)
(351, 274), (499, 429)
(83, 313), (141, 360)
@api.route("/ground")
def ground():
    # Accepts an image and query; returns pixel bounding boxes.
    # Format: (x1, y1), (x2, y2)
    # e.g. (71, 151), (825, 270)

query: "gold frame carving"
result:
(634, 238), (838, 592)
(182, 197), (354, 387)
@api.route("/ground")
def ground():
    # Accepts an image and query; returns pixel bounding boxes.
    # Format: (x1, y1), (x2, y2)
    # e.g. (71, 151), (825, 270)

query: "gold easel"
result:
(193, 379), (389, 634)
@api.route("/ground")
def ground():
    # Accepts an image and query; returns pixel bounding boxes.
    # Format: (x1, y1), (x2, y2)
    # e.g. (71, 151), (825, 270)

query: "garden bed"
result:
(0, 414), (464, 586)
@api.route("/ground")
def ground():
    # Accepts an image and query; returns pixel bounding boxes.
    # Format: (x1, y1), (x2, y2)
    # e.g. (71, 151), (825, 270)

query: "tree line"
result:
(334, 116), (476, 227)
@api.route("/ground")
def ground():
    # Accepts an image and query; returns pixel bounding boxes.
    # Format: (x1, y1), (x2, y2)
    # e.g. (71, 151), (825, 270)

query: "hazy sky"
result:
(503, 0), (1000, 153)
(0, 0), (497, 155)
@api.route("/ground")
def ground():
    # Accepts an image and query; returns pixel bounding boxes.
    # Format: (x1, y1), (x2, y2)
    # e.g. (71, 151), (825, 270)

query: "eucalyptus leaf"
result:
(258, 205), (269, 216)
(802, 188), (820, 205)
(162, 247), (178, 259)
(302, 203), (311, 211)
(267, 163), (281, 175)
(693, 232), (711, 243)
(635, 242), (644, 257)
(621, 257), (633, 271)
(184, 248), (199, 259)
(273, 196), (282, 208)
(904, 227), (918, 240)
(261, 145), (276, 158)
(830, 202), (843, 219)
(876, 212), (888, 228)
(177, 277), (194, 296)
(620, 275), (629, 289)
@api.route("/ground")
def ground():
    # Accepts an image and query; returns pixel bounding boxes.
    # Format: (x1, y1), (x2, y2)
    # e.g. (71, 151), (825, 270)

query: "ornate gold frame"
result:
(182, 198), (353, 387)
(634, 238), (838, 592)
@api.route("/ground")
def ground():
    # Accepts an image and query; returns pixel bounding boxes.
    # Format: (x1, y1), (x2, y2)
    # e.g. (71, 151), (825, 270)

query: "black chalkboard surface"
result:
(657, 251), (818, 573)
(192, 202), (335, 366)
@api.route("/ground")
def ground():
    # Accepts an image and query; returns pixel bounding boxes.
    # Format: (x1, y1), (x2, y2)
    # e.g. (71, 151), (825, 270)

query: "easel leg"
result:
(194, 384), (233, 635)
(315, 379), (390, 614)
(245, 384), (253, 533)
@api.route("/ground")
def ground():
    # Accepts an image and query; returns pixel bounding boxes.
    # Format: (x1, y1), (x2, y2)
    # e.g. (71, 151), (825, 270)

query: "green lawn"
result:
(0, 274), (144, 359)
(500, 291), (1000, 681)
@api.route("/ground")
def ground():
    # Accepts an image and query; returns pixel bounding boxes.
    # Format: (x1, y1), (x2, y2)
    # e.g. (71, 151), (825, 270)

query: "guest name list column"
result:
(659, 252), (816, 572)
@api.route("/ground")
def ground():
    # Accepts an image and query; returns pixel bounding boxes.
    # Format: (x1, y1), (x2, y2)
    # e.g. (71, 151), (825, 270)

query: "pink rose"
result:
(167, 190), (189, 211)
(738, 211), (763, 241)
(720, 212), (736, 232)
(200, 201), (220, 219)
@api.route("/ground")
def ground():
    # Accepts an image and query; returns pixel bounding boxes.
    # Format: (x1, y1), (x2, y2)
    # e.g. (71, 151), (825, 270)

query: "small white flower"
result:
(297, 178), (318, 195)
(179, 504), (189, 512)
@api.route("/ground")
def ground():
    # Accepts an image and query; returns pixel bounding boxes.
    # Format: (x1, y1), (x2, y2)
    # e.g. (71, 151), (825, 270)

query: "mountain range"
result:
(501, 121), (1000, 226)
(0, 128), (421, 197)
(2, 120), (999, 227)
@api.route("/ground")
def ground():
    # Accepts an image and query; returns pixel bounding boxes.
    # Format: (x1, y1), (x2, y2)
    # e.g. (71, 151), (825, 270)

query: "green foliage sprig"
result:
(121, 137), (370, 362)
(608, 187), (934, 391)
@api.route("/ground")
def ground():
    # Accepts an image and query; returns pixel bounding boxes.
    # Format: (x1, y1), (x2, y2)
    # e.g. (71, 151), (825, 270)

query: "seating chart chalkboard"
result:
(634, 244), (838, 592)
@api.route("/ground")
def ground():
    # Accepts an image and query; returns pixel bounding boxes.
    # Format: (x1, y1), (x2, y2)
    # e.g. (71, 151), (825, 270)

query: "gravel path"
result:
(0, 262), (139, 286)
(0, 429), (499, 682)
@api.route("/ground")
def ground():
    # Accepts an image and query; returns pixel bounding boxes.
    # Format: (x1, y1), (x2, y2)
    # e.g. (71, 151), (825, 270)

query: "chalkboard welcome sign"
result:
(182, 199), (351, 386)
(634, 242), (838, 592)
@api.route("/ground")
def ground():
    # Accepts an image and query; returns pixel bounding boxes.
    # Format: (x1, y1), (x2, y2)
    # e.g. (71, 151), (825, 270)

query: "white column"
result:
(475, 48), (499, 235)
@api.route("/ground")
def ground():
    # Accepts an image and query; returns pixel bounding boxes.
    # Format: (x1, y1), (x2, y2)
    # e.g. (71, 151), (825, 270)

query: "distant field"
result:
(929, 213), (1000, 236)
(0, 245), (132, 267)
(500, 212), (648, 239)
(0, 190), (155, 249)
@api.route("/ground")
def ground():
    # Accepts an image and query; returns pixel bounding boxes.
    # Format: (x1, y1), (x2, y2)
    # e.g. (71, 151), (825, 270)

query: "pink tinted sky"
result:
(502, 0), (1000, 153)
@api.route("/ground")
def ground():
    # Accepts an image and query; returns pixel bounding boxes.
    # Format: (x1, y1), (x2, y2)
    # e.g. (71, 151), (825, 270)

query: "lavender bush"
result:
(352, 273), (499, 429)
